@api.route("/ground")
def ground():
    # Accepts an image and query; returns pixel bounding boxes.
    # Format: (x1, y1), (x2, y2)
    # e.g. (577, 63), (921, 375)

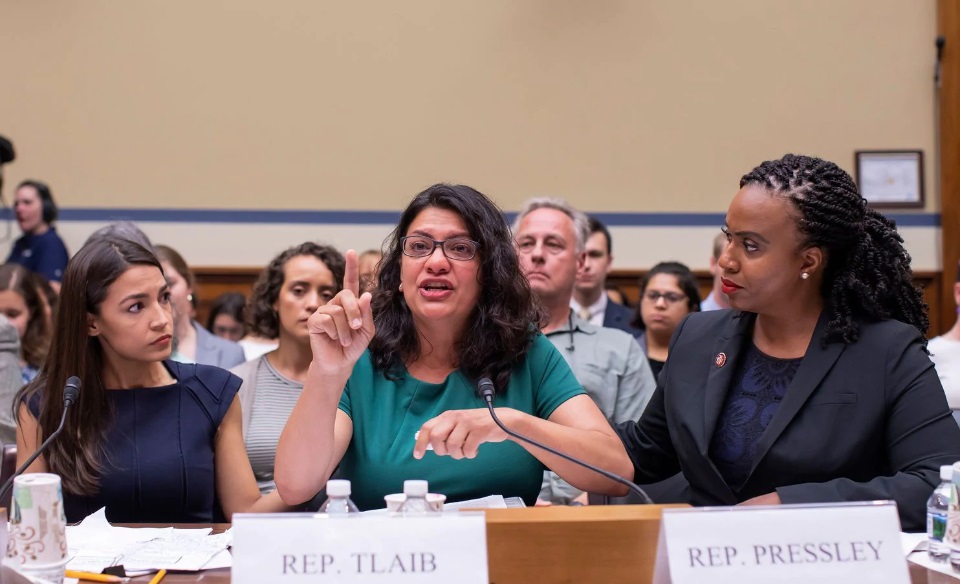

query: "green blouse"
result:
(337, 334), (585, 510)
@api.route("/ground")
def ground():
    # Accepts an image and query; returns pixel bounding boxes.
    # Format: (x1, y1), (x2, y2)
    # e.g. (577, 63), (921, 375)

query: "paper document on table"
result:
(65, 508), (230, 572)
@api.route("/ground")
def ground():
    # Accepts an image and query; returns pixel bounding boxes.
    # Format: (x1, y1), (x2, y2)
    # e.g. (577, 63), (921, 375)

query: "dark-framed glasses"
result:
(644, 290), (687, 304)
(401, 236), (480, 261)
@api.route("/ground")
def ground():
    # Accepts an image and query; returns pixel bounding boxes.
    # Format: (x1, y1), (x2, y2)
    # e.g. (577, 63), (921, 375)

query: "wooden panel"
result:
(192, 266), (262, 328)
(483, 505), (679, 584)
(940, 0), (960, 341)
(190, 267), (943, 337)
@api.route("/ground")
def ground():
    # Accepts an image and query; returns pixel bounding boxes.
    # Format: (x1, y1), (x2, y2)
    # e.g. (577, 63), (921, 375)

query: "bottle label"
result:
(930, 513), (947, 541)
(944, 510), (960, 550)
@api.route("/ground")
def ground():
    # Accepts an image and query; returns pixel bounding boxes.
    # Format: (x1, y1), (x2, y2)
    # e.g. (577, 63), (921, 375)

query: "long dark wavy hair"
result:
(740, 153), (928, 344)
(16, 237), (164, 495)
(370, 183), (544, 391)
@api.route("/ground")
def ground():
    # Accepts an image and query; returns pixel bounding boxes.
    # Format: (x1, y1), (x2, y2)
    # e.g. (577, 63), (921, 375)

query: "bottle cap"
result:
(403, 480), (428, 496)
(327, 479), (351, 497)
(945, 465), (957, 481)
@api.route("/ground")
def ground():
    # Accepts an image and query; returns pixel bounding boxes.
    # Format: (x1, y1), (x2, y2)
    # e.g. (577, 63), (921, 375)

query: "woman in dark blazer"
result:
(616, 154), (960, 531)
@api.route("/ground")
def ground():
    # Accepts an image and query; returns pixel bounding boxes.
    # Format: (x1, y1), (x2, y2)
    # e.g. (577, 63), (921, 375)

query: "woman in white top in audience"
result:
(232, 242), (345, 493)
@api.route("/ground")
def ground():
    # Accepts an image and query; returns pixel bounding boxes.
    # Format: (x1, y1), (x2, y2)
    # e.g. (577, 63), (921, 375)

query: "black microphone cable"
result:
(0, 376), (81, 502)
(478, 376), (653, 505)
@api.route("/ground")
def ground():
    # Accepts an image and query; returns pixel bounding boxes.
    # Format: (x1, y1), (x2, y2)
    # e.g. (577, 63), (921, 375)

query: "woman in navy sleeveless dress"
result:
(16, 237), (290, 523)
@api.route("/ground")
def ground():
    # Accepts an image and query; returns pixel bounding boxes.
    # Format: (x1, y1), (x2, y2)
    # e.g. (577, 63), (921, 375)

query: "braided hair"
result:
(739, 154), (928, 344)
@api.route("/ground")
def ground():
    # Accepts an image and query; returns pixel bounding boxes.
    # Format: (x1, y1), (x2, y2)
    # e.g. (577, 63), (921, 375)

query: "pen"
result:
(63, 571), (123, 583)
(147, 568), (167, 584)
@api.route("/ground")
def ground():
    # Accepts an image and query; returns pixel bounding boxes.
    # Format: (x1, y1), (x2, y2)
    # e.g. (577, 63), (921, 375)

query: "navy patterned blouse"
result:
(709, 344), (802, 492)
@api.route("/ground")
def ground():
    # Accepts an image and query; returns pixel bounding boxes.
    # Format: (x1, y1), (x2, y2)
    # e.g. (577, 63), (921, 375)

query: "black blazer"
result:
(617, 309), (960, 531)
(603, 298), (642, 338)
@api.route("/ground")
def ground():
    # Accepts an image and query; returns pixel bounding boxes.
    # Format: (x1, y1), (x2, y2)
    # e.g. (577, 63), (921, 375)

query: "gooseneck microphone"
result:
(478, 376), (653, 505)
(0, 376), (81, 502)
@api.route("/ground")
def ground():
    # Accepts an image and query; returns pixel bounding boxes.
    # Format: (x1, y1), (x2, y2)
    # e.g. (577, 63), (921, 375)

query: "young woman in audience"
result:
(207, 292), (247, 342)
(232, 243), (344, 493)
(275, 184), (631, 510)
(154, 244), (245, 369)
(0, 264), (50, 384)
(7, 180), (69, 290)
(16, 237), (290, 523)
(631, 262), (701, 378)
(615, 154), (960, 531)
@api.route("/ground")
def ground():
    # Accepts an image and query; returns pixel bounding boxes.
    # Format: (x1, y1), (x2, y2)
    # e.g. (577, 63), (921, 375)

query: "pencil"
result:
(147, 568), (167, 584)
(63, 571), (122, 583)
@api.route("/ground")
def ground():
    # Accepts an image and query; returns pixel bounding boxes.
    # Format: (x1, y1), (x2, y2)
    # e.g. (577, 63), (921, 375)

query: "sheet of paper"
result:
(361, 494), (509, 515)
(900, 532), (928, 556)
(907, 551), (960, 579)
(65, 508), (228, 572)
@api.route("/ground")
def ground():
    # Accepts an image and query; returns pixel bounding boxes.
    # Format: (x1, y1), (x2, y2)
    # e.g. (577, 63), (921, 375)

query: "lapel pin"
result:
(715, 352), (727, 368)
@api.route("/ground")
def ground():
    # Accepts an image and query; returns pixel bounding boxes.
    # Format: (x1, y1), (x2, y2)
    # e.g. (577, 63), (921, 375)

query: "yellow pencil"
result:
(147, 568), (167, 584)
(63, 571), (122, 583)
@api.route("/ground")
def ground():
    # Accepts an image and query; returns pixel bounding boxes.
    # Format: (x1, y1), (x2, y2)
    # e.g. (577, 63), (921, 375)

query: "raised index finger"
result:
(343, 249), (359, 296)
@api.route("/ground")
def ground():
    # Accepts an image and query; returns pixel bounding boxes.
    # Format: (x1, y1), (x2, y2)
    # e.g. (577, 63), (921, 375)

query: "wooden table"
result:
(110, 522), (954, 583)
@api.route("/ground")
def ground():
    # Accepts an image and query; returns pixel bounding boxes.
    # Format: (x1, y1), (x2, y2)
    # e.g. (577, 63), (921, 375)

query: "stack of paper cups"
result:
(6, 473), (68, 584)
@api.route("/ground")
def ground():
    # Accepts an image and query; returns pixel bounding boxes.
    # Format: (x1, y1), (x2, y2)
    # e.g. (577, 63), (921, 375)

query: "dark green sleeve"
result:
(529, 334), (586, 419)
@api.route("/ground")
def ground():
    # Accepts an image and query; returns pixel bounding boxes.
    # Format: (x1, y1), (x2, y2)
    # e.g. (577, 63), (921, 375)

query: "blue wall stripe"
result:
(36, 207), (941, 228)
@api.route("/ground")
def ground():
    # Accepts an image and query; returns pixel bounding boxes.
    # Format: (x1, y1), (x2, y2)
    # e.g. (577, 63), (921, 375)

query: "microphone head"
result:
(64, 376), (81, 406)
(477, 376), (495, 399)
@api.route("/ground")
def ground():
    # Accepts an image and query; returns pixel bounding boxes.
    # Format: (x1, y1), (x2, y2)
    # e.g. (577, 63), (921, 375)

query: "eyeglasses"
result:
(401, 236), (480, 261)
(643, 290), (687, 304)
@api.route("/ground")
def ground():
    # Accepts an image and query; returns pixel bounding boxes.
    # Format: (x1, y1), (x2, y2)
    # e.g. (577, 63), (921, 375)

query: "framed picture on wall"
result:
(854, 150), (924, 208)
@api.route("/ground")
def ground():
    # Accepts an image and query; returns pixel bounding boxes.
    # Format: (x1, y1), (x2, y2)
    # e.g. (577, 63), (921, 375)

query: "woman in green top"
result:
(275, 184), (632, 509)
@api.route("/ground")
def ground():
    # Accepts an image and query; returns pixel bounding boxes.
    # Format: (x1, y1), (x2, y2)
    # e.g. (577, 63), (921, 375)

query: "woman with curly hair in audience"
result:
(232, 243), (344, 493)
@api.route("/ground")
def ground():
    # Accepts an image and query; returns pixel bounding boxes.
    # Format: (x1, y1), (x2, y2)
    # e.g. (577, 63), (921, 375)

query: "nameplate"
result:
(653, 502), (909, 584)
(232, 512), (488, 583)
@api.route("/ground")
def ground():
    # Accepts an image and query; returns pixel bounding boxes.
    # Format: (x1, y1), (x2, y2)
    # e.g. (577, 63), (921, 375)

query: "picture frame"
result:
(854, 150), (925, 208)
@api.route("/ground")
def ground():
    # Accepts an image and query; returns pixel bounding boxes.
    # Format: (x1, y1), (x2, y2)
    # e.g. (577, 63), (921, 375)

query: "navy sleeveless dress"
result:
(28, 361), (241, 523)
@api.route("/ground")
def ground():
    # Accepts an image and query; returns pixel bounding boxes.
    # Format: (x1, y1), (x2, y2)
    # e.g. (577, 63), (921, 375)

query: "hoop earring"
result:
(800, 272), (810, 280)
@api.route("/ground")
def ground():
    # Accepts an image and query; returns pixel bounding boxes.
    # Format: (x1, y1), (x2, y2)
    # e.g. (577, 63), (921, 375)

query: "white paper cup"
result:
(13, 558), (68, 584)
(384, 493), (446, 512)
(6, 474), (68, 572)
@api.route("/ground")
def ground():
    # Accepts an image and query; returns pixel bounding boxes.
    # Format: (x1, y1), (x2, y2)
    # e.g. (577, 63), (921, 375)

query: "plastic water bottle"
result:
(397, 480), (437, 516)
(319, 480), (360, 516)
(928, 465), (954, 561)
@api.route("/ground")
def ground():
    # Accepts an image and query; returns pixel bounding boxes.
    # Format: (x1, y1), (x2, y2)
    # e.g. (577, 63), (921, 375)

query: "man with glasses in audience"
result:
(571, 216), (642, 337)
(513, 198), (655, 505)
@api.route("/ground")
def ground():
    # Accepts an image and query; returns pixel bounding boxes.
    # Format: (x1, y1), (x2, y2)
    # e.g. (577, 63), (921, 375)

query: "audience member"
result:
(275, 184), (631, 509)
(7, 180), (69, 289)
(357, 248), (382, 294)
(700, 232), (730, 311)
(927, 262), (960, 425)
(0, 264), (50, 384)
(615, 154), (960, 531)
(85, 220), (155, 251)
(571, 217), (641, 337)
(154, 244), (245, 369)
(513, 198), (655, 504)
(233, 243), (344, 493)
(0, 316), (20, 445)
(207, 292), (247, 342)
(0, 135), (14, 199)
(632, 262), (702, 378)
(15, 237), (290, 523)
(605, 285), (629, 307)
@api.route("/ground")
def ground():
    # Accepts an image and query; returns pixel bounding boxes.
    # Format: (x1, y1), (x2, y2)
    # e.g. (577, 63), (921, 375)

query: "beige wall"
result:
(0, 1), (938, 214)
